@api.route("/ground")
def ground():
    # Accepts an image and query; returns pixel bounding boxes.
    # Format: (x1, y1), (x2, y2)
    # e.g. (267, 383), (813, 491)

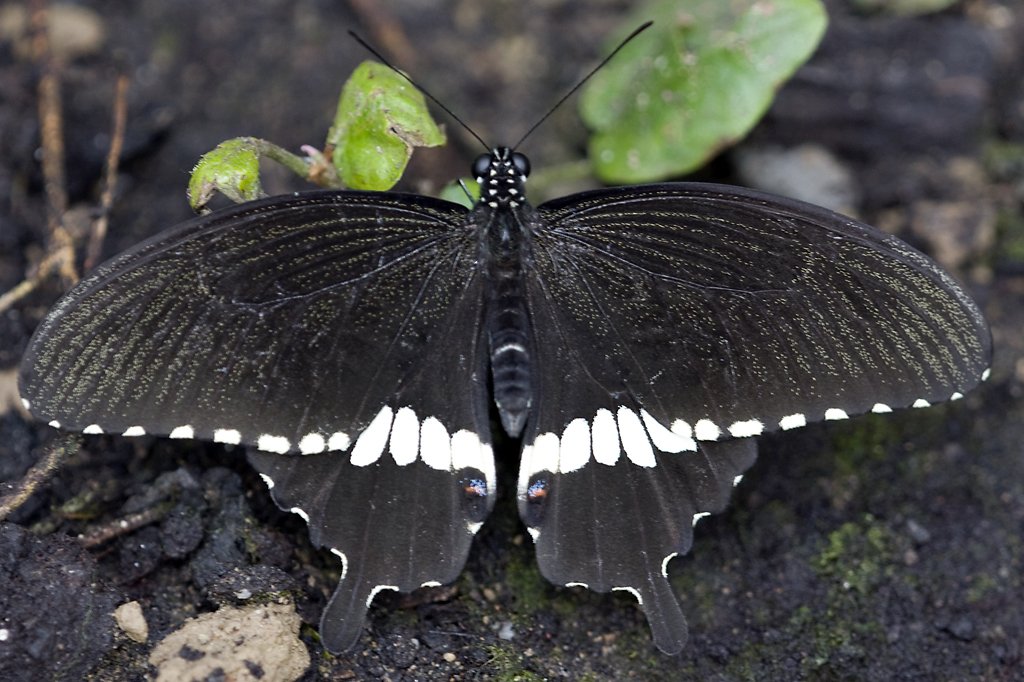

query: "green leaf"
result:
(580, 0), (828, 183)
(187, 137), (265, 212)
(327, 61), (446, 191)
(438, 179), (480, 209)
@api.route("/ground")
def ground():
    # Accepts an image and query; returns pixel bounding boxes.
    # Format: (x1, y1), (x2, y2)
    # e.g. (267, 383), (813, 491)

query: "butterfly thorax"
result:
(473, 147), (534, 438)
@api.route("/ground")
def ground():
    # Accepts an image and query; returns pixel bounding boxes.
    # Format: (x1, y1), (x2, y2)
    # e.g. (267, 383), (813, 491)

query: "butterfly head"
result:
(473, 147), (530, 210)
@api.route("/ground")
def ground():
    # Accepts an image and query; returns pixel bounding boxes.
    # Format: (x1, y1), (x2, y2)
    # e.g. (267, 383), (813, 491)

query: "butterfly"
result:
(18, 139), (991, 652)
(17, 21), (992, 652)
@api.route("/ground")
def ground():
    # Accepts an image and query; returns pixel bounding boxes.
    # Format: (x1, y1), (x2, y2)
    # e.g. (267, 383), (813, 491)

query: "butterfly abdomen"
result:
(482, 202), (534, 439)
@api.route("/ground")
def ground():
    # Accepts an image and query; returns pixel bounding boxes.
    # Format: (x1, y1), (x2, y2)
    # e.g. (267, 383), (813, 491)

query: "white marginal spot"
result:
(122, 426), (146, 437)
(467, 521), (483, 534)
(389, 407), (420, 466)
(692, 511), (711, 526)
(330, 548), (348, 581)
(733, 474), (744, 487)
(421, 581), (442, 588)
(565, 581), (589, 589)
(258, 473), (275, 490)
(48, 420), (61, 429)
(289, 507), (310, 523)
(419, 417), (452, 471)
(298, 432), (326, 455)
(728, 418), (763, 438)
(779, 413), (806, 430)
(20, 398), (30, 411)
(617, 407), (655, 468)
(351, 406), (394, 466)
(661, 552), (678, 578)
(169, 425), (194, 439)
(694, 418), (720, 441)
(328, 431), (351, 451)
(981, 368), (991, 381)
(558, 418), (591, 473)
(214, 428), (241, 445)
(871, 403), (892, 414)
(367, 585), (399, 608)
(950, 392), (964, 401)
(912, 398), (931, 408)
(641, 409), (697, 453)
(611, 586), (643, 605)
(83, 424), (103, 435)
(591, 408), (621, 465)
(257, 434), (291, 454)
(824, 408), (849, 421)
(527, 527), (540, 542)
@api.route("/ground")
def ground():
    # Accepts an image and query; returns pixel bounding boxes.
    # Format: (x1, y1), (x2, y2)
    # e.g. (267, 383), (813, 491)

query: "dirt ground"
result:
(1, 0), (1023, 680)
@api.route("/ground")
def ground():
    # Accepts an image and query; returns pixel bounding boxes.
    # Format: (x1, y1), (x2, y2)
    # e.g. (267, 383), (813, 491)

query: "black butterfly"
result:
(19, 138), (991, 653)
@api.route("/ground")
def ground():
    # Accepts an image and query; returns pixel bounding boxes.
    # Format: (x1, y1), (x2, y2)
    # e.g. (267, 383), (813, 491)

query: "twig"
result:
(30, 0), (77, 287)
(0, 0), (80, 316)
(84, 73), (130, 271)
(77, 500), (175, 548)
(0, 433), (82, 521)
(347, 0), (417, 67)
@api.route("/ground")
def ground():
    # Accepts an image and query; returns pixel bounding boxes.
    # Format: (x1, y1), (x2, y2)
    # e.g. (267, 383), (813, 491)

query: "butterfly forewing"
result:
(516, 182), (990, 652)
(531, 183), (990, 433)
(21, 192), (478, 447)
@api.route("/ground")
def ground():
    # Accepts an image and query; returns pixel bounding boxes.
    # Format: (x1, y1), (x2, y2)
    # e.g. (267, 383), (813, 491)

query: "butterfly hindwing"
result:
(516, 182), (990, 652)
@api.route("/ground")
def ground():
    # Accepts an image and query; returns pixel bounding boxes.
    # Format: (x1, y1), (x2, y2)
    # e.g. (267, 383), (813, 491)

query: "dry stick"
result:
(0, 433), (82, 521)
(77, 501), (175, 549)
(348, 0), (417, 68)
(84, 73), (130, 272)
(0, 1), (83, 521)
(0, 0), (79, 316)
(30, 0), (77, 287)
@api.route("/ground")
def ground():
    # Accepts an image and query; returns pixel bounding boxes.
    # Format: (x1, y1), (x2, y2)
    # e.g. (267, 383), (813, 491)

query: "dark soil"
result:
(2, 1), (1023, 680)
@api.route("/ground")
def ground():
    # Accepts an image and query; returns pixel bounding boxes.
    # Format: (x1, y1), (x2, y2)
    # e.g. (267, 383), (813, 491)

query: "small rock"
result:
(381, 632), (419, 668)
(906, 518), (932, 544)
(148, 602), (310, 682)
(0, 3), (106, 61)
(114, 601), (149, 643)
(497, 621), (515, 641)
(908, 198), (996, 270)
(734, 143), (861, 216)
(947, 617), (977, 642)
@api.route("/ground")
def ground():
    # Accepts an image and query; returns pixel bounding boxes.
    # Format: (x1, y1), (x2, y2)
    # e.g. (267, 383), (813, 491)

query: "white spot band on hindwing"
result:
(338, 406), (495, 494)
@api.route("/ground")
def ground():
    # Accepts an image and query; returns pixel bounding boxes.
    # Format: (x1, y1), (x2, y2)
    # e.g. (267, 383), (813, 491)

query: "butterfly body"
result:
(19, 147), (991, 654)
(477, 148), (536, 437)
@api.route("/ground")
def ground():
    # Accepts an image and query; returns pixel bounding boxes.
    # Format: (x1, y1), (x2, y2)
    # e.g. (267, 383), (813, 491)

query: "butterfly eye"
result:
(511, 152), (531, 177)
(471, 153), (492, 179)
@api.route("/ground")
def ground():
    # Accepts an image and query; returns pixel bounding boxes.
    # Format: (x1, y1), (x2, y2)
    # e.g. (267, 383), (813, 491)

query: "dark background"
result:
(1, 0), (1022, 679)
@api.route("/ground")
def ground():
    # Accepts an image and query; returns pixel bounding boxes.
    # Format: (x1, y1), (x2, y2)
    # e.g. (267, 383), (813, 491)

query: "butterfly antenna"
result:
(511, 20), (653, 150)
(347, 30), (490, 151)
